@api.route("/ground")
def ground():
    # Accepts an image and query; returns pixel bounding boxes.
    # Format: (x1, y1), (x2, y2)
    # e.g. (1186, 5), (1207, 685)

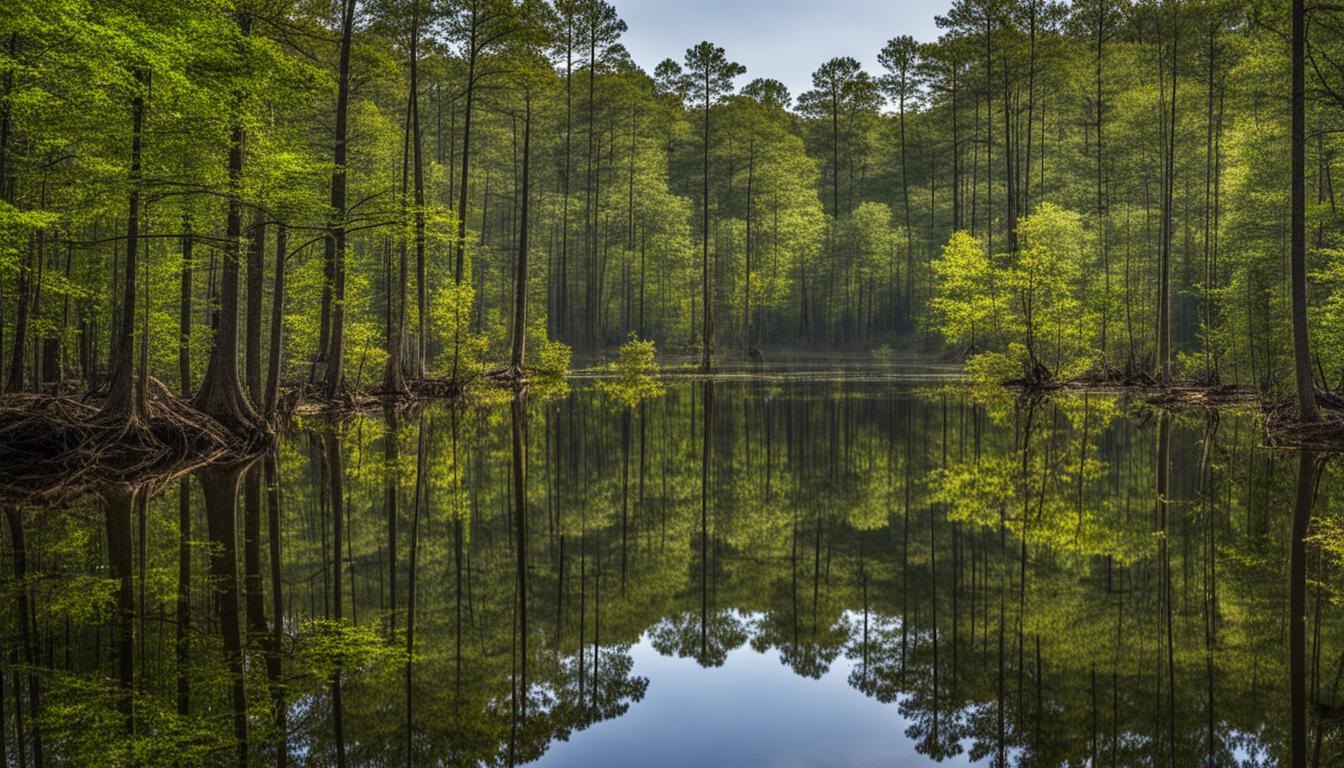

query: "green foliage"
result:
(295, 619), (402, 682)
(932, 205), (1099, 383)
(531, 325), (572, 378)
(430, 274), (485, 377)
(598, 334), (664, 407)
(3, 0), (1344, 394)
(611, 334), (658, 376)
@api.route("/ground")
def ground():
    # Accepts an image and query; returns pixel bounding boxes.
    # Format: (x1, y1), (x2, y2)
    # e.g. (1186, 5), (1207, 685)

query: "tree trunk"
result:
(102, 70), (148, 416)
(245, 217), (265, 406)
(744, 139), (753, 353)
(180, 220), (193, 393)
(194, 13), (260, 430)
(104, 486), (136, 732)
(200, 463), (250, 766)
(264, 224), (286, 418)
(322, 429), (348, 768)
(701, 84), (713, 371)
(6, 235), (30, 393)
(510, 391), (528, 714)
(454, 31), (477, 285)
(4, 506), (42, 765)
(510, 96), (532, 374)
(175, 478), (191, 716)
(264, 452), (288, 766)
(1156, 17), (1178, 381)
(559, 18), (574, 339)
(386, 81), (413, 395)
(584, 36), (598, 349)
(408, 19), (424, 381)
(321, 0), (356, 395)
(1290, 449), (1318, 768)
(1291, 0), (1320, 421)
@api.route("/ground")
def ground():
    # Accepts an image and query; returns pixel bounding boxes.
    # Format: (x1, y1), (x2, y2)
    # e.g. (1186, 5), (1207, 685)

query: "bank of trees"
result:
(920, 0), (1344, 408)
(1, 0), (1342, 411)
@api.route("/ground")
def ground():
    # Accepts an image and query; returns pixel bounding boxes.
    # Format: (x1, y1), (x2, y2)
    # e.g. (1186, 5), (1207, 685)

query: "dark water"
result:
(2, 378), (1339, 766)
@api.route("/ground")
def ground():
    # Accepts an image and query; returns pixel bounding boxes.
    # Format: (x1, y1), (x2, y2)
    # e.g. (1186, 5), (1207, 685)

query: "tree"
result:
(503, 0), (556, 376)
(194, 7), (262, 430)
(578, 1), (626, 348)
(317, 0), (358, 396)
(444, 0), (518, 285)
(100, 69), (149, 419)
(798, 57), (880, 341)
(675, 42), (743, 371)
(738, 78), (791, 350)
(879, 37), (922, 328)
(383, 0), (430, 396)
(1291, 0), (1319, 422)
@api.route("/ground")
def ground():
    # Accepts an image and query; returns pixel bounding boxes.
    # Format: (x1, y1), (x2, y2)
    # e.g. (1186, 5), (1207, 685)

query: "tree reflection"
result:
(6, 381), (1344, 766)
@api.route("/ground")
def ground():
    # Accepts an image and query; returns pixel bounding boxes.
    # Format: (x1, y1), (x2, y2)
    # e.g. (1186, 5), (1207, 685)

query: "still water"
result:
(1, 377), (1338, 766)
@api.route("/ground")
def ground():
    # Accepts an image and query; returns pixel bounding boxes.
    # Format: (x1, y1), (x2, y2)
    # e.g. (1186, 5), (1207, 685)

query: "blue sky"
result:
(615, 0), (952, 103)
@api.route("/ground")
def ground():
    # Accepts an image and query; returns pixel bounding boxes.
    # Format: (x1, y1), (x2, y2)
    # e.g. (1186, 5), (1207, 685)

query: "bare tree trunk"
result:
(6, 235), (30, 393)
(200, 463), (250, 766)
(194, 12), (260, 430)
(102, 70), (148, 416)
(104, 486), (136, 732)
(175, 478), (191, 716)
(1156, 15), (1178, 381)
(386, 84), (412, 395)
(509, 95), (532, 374)
(899, 90), (913, 328)
(264, 225), (286, 418)
(410, 12), (425, 381)
(321, 0), (356, 395)
(245, 217), (266, 406)
(1290, 449), (1319, 768)
(454, 32), (477, 285)
(180, 219), (193, 393)
(701, 83), (713, 371)
(1291, 0), (1320, 421)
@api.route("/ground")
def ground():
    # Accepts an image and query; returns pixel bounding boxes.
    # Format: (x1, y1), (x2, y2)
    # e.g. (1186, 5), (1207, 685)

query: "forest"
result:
(0, 0), (1341, 433)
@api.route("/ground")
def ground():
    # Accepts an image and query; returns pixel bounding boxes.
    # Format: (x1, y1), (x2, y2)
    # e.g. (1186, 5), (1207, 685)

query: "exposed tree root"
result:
(1004, 371), (1344, 450)
(0, 382), (270, 505)
(278, 376), (475, 420)
(1006, 371), (1259, 410)
(411, 375), (471, 399)
(482, 365), (530, 387)
(1263, 392), (1344, 451)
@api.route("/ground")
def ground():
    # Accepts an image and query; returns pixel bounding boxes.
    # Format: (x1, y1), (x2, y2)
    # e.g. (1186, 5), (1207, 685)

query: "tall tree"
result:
(194, 7), (261, 430)
(445, 0), (518, 285)
(318, 0), (358, 395)
(879, 37), (922, 328)
(799, 57), (880, 339)
(577, 0), (625, 347)
(504, 0), (556, 376)
(678, 41), (743, 371)
(1291, 0), (1319, 421)
(100, 69), (149, 418)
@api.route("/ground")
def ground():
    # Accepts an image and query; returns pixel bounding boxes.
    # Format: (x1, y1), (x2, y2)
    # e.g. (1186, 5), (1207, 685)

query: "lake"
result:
(1, 376), (1336, 766)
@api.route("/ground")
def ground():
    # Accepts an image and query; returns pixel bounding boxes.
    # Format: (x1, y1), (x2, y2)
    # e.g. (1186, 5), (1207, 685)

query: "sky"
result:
(614, 0), (952, 103)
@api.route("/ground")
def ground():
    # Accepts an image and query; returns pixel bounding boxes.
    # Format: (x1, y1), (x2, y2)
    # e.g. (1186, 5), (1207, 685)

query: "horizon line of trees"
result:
(2, 0), (1343, 426)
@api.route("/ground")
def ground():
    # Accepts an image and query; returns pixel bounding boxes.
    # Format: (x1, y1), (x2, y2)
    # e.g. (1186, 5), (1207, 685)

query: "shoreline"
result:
(1, 369), (1338, 505)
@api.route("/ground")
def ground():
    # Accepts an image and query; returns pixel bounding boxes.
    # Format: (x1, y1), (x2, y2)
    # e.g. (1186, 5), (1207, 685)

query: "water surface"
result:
(2, 377), (1337, 766)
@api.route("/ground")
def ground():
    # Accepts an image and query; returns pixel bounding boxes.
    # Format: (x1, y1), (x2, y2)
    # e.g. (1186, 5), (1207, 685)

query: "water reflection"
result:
(1, 379), (1340, 766)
